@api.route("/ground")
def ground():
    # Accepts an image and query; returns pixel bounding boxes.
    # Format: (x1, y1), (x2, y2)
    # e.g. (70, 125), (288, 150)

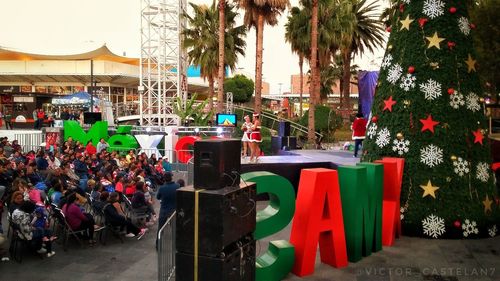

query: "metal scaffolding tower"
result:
(140, 0), (187, 126)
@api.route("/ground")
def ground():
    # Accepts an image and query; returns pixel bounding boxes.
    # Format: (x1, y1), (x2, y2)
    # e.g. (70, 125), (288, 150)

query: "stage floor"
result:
(241, 149), (360, 166)
(241, 149), (360, 190)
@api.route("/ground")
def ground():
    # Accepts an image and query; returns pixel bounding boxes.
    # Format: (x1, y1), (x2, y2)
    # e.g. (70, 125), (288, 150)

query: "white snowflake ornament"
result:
(476, 162), (490, 182)
(449, 91), (465, 109)
(392, 138), (410, 155)
(466, 92), (481, 112)
(376, 127), (391, 148)
(401, 0), (411, 3)
(422, 214), (446, 238)
(381, 54), (393, 69)
(453, 157), (470, 176)
(489, 225), (497, 238)
(462, 219), (479, 237)
(419, 78), (442, 101)
(399, 74), (417, 91)
(420, 144), (444, 168)
(367, 123), (378, 139)
(458, 17), (471, 36)
(387, 64), (403, 84)
(423, 0), (445, 19)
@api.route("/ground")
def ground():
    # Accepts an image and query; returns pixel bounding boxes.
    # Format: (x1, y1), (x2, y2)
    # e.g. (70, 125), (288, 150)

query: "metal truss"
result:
(140, 0), (187, 126)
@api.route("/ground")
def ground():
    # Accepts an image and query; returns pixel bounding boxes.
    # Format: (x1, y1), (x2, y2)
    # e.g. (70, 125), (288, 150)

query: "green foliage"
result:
(363, 0), (499, 238)
(299, 105), (343, 135)
(182, 2), (246, 81)
(224, 75), (255, 103)
(469, 0), (499, 93)
(173, 94), (213, 126)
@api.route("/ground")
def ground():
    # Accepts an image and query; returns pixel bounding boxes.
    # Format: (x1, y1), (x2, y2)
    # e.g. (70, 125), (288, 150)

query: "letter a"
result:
(290, 168), (348, 277)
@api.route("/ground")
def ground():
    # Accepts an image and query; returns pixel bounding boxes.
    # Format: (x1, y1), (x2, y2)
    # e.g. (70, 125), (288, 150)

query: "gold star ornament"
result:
(483, 195), (493, 213)
(400, 15), (414, 31)
(420, 180), (440, 199)
(465, 54), (477, 73)
(426, 32), (445, 49)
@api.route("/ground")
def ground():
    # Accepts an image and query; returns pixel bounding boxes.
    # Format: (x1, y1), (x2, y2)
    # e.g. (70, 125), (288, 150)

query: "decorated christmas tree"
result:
(363, 0), (500, 238)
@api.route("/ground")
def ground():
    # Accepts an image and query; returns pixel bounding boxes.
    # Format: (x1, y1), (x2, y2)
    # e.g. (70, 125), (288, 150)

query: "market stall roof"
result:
(0, 45), (139, 66)
(52, 91), (100, 105)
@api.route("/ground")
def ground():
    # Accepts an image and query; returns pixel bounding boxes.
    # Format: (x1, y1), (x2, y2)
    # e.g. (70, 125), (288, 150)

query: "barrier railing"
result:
(158, 212), (176, 281)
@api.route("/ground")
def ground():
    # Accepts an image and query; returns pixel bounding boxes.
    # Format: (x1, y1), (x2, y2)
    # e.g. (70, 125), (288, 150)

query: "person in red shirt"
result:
(351, 113), (367, 158)
(85, 141), (97, 156)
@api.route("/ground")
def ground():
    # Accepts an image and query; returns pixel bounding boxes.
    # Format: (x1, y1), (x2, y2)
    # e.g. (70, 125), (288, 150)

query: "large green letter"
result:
(337, 163), (383, 262)
(63, 120), (108, 146)
(108, 125), (139, 152)
(241, 171), (295, 281)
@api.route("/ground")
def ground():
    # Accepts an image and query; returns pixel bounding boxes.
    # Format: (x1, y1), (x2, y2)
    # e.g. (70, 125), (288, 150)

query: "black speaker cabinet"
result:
(271, 136), (297, 154)
(278, 121), (291, 137)
(194, 139), (241, 190)
(176, 235), (256, 281)
(83, 112), (102, 124)
(176, 182), (256, 256)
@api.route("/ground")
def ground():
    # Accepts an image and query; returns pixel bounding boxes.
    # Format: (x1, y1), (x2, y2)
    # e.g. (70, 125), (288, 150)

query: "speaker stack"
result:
(176, 139), (256, 281)
(271, 121), (297, 154)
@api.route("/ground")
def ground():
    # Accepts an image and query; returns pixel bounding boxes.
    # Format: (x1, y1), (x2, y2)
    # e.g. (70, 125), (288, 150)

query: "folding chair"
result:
(121, 194), (149, 225)
(8, 220), (43, 263)
(51, 208), (87, 251)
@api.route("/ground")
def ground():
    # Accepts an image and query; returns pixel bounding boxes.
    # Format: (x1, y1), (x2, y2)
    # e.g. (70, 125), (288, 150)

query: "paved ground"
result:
(1, 204), (499, 281)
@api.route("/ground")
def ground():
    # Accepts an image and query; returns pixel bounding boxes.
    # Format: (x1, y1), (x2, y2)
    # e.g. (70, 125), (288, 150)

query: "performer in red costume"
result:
(249, 113), (262, 163)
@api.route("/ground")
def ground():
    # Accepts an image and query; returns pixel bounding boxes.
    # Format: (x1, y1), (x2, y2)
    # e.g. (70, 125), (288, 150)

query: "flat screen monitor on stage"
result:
(216, 113), (237, 127)
(83, 112), (102, 124)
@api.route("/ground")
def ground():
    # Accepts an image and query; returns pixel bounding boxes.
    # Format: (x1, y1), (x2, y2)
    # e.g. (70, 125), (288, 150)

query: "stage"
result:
(241, 149), (360, 191)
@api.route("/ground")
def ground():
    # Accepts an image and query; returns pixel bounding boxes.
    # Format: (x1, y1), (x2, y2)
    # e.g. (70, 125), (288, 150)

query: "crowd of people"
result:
(0, 136), (183, 261)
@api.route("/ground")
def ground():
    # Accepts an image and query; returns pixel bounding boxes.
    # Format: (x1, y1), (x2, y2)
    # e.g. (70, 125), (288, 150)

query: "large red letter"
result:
(375, 157), (404, 246)
(290, 168), (348, 277)
(174, 136), (201, 163)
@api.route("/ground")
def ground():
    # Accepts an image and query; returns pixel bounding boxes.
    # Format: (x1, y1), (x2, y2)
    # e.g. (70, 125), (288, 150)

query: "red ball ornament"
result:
(449, 7), (457, 14)
(454, 220), (461, 228)
(418, 18), (428, 28)
(371, 116), (378, 123)
(386, 26), (392, 32)
(470, 23), (476, 29)
(408, 66), (415, 74)
(399, 3), (405, 13)
(448, 88), (455, 95)
(447, 41), (456, 50)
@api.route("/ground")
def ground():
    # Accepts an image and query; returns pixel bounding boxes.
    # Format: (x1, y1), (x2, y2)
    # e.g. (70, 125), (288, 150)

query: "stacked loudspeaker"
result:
(271, 121), (297, 154)
(176, 139), (256, 281)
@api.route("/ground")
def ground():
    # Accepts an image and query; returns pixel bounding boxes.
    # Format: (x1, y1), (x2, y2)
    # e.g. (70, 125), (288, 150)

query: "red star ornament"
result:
(420, 114), (440, 133)
(383, 96), (397, 112)
(472, 129), (484, 145)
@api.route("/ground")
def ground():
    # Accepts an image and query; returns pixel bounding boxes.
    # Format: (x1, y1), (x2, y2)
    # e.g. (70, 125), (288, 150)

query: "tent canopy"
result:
(52, 91), (99, 105)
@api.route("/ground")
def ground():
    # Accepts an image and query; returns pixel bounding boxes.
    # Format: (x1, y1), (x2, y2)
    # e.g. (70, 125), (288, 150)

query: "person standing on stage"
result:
(240, 115), (252, 158)
(249, 113), (262, 163)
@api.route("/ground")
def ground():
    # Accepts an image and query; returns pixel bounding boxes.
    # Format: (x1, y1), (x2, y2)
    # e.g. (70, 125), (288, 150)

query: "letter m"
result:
(63, 120), (108, 146)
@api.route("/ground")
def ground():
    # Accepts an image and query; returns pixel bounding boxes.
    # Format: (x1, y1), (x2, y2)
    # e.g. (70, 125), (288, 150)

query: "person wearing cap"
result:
(249, 113), (262, 163)
(240, 115), (252, 158)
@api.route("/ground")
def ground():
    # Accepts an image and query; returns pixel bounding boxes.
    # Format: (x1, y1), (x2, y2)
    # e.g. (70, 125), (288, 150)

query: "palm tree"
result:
(217, 0), (226, 114)
(237, 0), (289, 114)
(339, 0), (384, 110)
(183, 2), (246, 114)
(285, 7), (309, 117)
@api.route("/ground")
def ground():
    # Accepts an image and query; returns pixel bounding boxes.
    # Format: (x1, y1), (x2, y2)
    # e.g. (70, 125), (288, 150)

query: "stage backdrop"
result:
(358, 71), (379, 119)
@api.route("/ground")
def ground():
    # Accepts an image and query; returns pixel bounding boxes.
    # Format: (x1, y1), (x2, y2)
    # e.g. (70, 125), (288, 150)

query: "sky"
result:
(0, 0), (388, 94)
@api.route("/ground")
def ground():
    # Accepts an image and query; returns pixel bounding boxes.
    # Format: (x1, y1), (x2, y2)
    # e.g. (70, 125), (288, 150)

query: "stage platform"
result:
(241, 149), (359, 190)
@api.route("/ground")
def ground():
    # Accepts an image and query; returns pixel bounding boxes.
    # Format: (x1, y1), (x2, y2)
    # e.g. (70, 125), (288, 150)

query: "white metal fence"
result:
(158, 212), (176, 281)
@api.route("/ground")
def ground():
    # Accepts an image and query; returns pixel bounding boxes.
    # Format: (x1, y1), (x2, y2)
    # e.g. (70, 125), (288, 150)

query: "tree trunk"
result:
(254, 14), (264, 114)
(308, 0), (319, 144)
(299, 55), (304, 117)
(216, 0), (225, 113)
(208, 76), (215, 114)
(341, 49), (352, 111)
